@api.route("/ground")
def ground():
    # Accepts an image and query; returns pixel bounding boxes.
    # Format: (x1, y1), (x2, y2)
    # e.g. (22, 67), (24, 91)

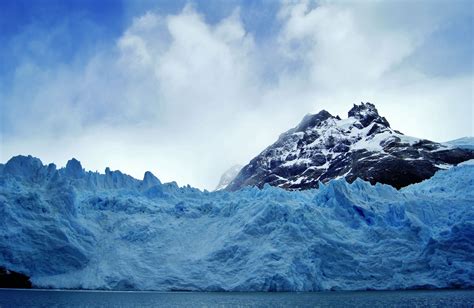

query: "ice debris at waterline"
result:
(0, 155), (473, 291)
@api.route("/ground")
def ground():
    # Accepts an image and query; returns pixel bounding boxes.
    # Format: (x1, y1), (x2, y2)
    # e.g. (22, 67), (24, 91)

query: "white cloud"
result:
(1, 1), (472, 189)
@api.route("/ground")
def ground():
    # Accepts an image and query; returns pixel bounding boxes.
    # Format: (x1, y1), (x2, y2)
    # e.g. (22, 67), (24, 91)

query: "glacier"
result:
(445, 137), (474, 150)
(0, 155), (473, 291)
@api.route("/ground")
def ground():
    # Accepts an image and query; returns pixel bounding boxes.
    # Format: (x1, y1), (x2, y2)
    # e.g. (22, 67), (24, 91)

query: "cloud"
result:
(1, 1), (472, 189)
(1, 5), (266, 189)
(279, 1), (415, 85)
(272, 0), (473, 139)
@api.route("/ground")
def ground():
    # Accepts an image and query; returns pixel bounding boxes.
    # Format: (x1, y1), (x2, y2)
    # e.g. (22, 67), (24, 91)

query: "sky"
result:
(0, 0), (473, 190)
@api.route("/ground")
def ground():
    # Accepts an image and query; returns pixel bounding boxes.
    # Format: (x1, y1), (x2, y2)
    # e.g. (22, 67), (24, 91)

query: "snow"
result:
(227, 103), (474, 192)
(281, 158), (313, 167)
(444, 137), (474, 150)
(215, 165), (242, 191)
(351, 130), (391, 152)
(0, 155), (473, 291)
(349, 124), (419, 153)
(397, 134), (421, 146)
(273, 111), (424, 173)
(459, 159), (474, 166)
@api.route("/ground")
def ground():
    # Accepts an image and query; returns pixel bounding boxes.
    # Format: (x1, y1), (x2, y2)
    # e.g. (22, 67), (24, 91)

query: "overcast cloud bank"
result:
(1, 1), (472, 189)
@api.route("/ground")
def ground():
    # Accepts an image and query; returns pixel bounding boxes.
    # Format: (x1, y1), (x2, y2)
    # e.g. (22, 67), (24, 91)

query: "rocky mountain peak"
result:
(226, 102), (474, 191)
(348, 102), (390, 128)
(294, 110), (333, 132)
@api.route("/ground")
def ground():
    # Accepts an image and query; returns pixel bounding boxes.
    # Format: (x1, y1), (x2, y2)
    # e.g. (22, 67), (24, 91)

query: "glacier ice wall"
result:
(0, 155), (473, 291)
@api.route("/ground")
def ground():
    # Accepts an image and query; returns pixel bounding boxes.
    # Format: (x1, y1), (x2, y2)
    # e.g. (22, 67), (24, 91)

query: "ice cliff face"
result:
(1, 155), (473, 291)
(226, 103), (474, 191)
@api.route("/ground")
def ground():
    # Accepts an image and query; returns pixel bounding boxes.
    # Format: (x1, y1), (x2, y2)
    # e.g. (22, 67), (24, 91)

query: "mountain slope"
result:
(215, 165), (243, 191)
(445, 137), (474, 150)
(0, 155), (473, 291)
(226, 103), (474, 191)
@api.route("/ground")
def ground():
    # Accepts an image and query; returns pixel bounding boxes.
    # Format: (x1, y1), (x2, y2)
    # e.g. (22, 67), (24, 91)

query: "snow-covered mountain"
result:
(0, 155), (473, 291)
(226, 103), (474, 191)
(445, 136), (474, 150)
(215, 165), (242, 191)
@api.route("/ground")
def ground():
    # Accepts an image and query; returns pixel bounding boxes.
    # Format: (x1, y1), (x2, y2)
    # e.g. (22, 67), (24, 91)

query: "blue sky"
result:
(0, 0), (473, 189)
(0, 0), (280, 85)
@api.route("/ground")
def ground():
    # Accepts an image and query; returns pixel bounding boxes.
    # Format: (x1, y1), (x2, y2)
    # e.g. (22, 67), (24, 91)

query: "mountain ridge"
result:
(226, 102), (474, 191)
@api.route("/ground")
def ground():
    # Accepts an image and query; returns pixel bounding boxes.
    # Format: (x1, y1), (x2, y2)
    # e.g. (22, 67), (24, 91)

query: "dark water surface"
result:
(0, 289), (473, 307)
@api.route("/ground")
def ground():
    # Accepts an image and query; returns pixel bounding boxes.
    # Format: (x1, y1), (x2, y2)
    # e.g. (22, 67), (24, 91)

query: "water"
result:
(0, 289), (473, 307)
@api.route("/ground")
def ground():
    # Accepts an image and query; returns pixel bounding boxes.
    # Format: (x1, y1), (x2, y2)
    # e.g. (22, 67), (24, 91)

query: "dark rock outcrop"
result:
(0, 267), (32, 289)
